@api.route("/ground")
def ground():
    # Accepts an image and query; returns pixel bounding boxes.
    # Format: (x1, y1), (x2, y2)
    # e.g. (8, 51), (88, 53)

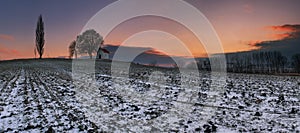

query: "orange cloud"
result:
(248, 24), (300, 55)
(248, 40), (262, 47)
(265, 24), (300, 40)
(267, 25), (300, 32)
(270, 33), (291, 40)
(0, 34), (14, 41)
(0, 44), (20, 55)
(145, 49), (168, 56)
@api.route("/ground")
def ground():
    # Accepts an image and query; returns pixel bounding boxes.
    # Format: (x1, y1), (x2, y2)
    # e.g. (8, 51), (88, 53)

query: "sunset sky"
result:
(0, 0), (300, 60)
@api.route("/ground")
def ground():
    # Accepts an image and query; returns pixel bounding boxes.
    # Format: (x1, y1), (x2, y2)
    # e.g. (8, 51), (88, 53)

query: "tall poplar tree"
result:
(36, 15), (45, 59)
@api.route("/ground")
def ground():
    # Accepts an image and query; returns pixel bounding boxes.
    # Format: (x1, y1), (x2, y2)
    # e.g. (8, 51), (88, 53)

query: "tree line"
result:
(196, 51), (300, 74)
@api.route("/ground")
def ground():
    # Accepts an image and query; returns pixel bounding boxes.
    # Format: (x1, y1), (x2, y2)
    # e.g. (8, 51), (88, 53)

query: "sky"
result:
(0, 0), (300, 60)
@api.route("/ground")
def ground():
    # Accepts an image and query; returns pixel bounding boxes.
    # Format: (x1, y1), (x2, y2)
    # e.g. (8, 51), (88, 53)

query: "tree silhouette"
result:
(216, 51), (289, 73)
(35, 15), (45, 59)
(69, 41), (76, 59)
(76, 29), (103, 59)
(292, 54), (300, 73)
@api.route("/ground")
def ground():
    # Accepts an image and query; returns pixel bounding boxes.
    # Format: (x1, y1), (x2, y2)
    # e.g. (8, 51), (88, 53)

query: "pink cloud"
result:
(0, 34), (14, 41)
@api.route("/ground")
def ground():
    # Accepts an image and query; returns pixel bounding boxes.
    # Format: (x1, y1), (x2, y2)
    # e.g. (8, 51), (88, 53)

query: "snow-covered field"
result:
(0, 59), (299, 132)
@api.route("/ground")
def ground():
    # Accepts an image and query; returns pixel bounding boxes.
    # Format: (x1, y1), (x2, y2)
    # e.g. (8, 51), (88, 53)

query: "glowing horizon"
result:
(1, 0), (300, 60)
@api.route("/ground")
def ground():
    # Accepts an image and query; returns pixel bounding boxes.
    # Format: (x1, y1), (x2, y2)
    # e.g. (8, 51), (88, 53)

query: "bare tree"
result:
(225, 51), (288, 74)
(35, 15), (45, 59)
(76, 29), (103, 59)
(292, 54), (300, 73)
(69, 41), (76, 59)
